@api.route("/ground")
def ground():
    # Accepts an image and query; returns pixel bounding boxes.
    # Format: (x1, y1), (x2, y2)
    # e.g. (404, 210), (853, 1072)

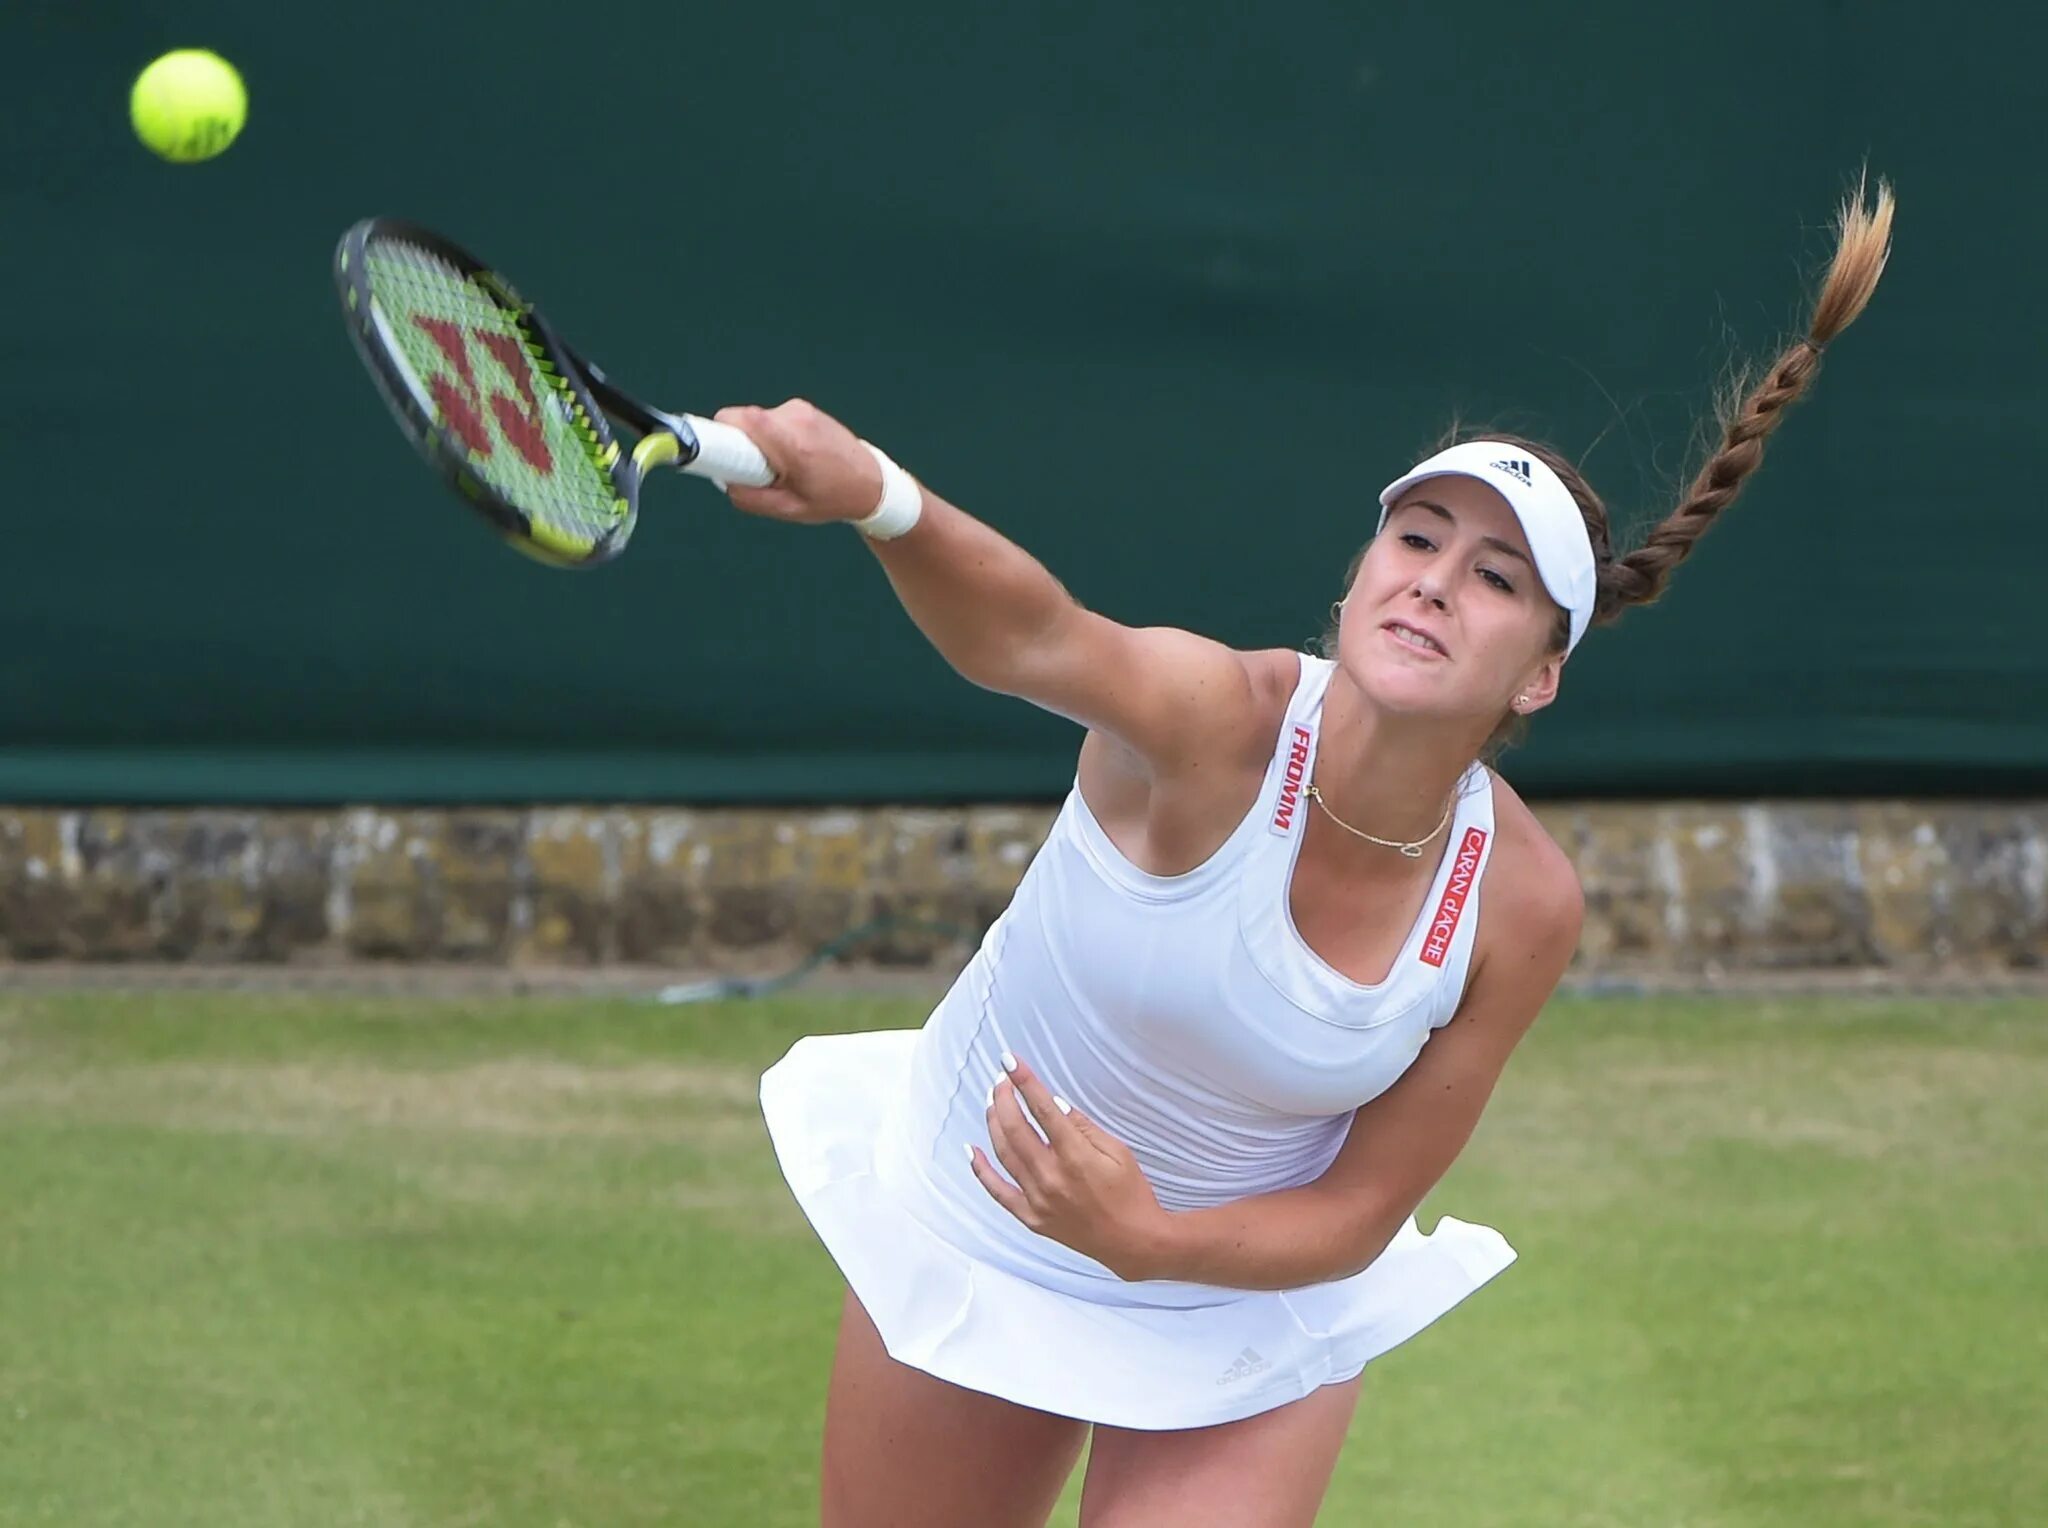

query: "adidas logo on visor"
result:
(1490, 458), (1534, 486)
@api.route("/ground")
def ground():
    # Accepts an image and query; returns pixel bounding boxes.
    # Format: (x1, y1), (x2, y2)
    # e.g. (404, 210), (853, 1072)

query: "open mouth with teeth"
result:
(1383, 622), (1447, 657)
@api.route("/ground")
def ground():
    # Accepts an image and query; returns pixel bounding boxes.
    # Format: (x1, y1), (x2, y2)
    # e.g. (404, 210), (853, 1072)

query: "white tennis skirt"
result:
(760, 1027), (1517, 1431)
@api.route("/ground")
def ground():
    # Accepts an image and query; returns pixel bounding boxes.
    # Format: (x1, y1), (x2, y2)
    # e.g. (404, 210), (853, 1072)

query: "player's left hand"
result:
(969, 1055), (1172, 1282)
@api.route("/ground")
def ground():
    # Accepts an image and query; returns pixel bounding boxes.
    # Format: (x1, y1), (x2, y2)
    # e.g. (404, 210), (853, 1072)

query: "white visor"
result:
(1375, 440), (1598, 655)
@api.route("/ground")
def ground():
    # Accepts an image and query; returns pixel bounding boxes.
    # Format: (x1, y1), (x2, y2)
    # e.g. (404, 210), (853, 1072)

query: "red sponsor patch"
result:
(1269, 726), (1313, 834)
(1420, 827), (1488, 967)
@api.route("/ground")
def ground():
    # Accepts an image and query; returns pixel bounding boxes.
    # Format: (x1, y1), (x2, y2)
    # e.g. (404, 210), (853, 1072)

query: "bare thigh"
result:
(819, 1286), (1092, 1528)
(1076, 1375), (1364, 1528)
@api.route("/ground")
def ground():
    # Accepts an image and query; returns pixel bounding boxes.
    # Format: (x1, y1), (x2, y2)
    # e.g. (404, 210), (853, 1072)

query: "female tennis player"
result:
(737, 181), (1892, 1527)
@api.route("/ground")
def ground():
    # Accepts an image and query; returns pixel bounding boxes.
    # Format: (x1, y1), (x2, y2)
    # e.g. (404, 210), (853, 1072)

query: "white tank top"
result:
(880, 652), (1499, 1302)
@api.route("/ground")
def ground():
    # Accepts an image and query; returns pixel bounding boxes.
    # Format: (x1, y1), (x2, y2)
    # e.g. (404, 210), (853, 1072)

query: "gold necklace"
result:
(1303, 781), (1454, 858)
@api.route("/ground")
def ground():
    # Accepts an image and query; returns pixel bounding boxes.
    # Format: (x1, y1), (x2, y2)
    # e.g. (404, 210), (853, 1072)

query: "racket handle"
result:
(680, 416), (774, 489)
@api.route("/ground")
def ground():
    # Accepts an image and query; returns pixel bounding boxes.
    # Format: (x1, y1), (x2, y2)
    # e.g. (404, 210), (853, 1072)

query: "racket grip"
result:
(680, 416), (774, 489)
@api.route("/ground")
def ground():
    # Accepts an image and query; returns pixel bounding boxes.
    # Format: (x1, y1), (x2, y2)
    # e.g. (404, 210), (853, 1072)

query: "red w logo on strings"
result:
(411, 316), (553, 473)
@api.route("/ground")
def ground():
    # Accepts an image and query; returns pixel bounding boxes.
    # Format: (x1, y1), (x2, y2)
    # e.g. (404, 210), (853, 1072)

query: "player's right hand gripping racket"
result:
(333, 217), (772, 568)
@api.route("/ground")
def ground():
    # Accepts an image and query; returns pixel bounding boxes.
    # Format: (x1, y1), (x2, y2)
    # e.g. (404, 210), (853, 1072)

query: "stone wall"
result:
(1, 803), (2042, 978)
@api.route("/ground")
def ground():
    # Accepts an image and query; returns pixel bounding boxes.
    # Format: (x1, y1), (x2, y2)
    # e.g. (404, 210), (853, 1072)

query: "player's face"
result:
(1335, 477), (1566, 723)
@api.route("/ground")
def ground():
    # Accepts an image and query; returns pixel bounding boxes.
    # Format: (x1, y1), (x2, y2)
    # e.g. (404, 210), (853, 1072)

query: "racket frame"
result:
(334, 217), (713, 568)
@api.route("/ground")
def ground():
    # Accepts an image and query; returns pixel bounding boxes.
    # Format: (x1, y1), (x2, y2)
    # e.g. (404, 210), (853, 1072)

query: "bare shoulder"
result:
(1075, 644), (1304, 875)
(1476, 773), (1585, 973)
(1151, 642), (1302, 771)
(1077, 643), (1298, 792)
(1203, 646), (1315, 772)
(1241, 647), (1308, 723)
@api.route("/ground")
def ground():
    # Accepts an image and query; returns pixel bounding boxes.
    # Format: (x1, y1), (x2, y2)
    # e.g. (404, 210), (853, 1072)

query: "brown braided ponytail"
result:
(1324, 178), (1895, 689)
(1409, 175), (1896, 661)
(1595, 175), (1895, 621)
(1321, 177), (1899, 759)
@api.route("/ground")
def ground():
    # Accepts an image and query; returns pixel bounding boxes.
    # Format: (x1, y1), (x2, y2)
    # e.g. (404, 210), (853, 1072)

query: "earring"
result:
(1516, 694), (1529, 711)
(1330, 599), (1346, 621)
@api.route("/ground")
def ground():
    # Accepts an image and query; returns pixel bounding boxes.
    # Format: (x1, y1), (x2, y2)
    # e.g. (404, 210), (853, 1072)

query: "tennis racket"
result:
(332, 217), (772, 568)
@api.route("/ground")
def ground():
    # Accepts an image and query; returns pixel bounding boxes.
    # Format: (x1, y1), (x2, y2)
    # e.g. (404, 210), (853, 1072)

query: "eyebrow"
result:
(1404, 499), (1533, 568)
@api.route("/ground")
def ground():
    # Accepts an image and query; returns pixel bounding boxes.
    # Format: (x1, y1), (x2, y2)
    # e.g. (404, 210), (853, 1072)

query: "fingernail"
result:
(1001, 1051), (1018, 1072)
(986, 1081), (997, 1108)
(964, 1143), (975, 1163)
(1054, 1096), (1072, 1115)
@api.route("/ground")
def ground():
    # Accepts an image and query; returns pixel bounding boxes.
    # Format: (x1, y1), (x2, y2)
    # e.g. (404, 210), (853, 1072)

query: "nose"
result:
(1410, 569), (1449, 610)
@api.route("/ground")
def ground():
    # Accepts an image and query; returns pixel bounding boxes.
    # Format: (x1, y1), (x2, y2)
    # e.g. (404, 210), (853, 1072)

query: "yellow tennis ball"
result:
(130, 49), (247, 163)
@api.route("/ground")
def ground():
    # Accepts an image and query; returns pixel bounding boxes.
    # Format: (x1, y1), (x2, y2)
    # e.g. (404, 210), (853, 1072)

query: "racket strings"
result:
(363, 238), (626, 545)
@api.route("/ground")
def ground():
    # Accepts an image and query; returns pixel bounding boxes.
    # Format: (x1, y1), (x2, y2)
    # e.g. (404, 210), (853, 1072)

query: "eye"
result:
(1400, 533), (1436, 551)
(1479, 568), (1516, 593)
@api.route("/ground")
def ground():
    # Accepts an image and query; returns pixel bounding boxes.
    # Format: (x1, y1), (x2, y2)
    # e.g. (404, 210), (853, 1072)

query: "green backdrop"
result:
(2, 1), (2039, 803)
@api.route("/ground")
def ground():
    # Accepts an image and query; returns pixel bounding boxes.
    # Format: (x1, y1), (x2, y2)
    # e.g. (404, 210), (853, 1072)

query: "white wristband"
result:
(852, 442), (924, 540)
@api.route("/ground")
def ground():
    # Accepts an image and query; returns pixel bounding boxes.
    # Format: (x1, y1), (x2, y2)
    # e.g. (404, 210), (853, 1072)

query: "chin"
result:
(1336, 649), (1472, 719)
